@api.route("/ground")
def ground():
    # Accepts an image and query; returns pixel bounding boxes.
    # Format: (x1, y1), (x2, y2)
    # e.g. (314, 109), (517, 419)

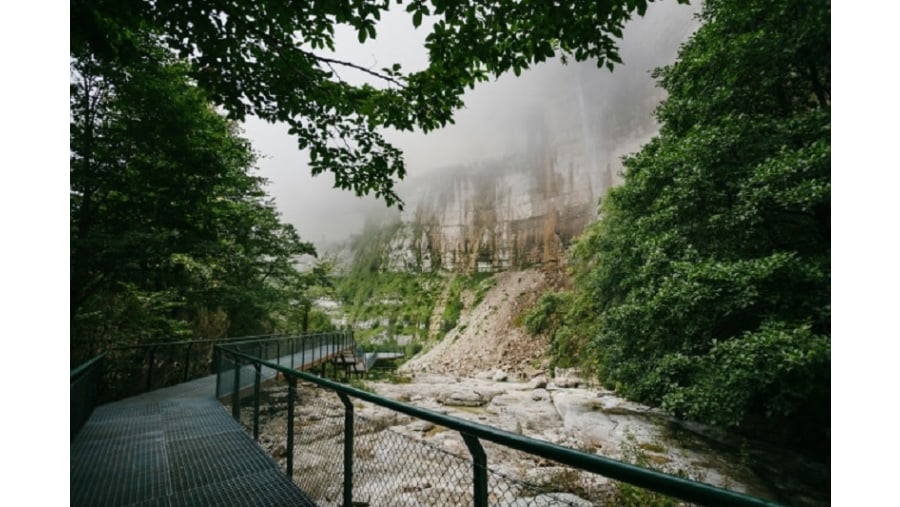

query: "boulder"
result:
(408, 420), (435, 433)
(531, 388), (549, 401)
(438, 390), (486, 407)
(527, 375), (548, 389)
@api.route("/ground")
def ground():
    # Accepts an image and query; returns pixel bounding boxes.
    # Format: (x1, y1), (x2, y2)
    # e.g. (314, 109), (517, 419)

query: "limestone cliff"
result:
(384, 148), (603, 273)
(334, 4), (699, 273)
(378, 84), (646, 273)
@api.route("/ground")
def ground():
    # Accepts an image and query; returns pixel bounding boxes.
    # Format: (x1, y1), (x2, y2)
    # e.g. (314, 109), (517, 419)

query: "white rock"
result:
(500, 492), (594, 507)
(527, 375), (548, 389)
(438, 390), (486, 407)
(408, 420), (435, 433)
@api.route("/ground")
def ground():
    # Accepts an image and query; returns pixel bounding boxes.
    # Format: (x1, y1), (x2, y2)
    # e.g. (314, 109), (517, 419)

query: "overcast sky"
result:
(242, 0), (699, 247)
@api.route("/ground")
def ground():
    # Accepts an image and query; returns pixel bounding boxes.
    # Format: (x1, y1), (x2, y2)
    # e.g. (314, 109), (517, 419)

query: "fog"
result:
(243, 0), (700, 247)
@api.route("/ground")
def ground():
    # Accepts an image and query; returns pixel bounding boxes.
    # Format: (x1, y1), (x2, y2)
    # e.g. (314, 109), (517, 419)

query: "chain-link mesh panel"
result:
(486, 467), (599, 507)
(289, 383), (346, 505)
(480, 442), (614, 506)
(351, 409), (474, 506)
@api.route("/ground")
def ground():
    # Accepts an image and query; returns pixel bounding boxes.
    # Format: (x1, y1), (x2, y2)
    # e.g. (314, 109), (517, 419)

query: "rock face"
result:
(383, 145), (605, 273)
(353, 51), (679, 274)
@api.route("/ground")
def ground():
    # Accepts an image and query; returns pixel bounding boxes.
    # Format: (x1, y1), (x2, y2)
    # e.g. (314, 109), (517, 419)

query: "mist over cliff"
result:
(320, 1), (700, 270)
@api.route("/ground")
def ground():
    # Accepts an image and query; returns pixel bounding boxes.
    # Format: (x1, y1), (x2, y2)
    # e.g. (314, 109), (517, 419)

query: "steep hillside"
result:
(401, 269), (565, 378)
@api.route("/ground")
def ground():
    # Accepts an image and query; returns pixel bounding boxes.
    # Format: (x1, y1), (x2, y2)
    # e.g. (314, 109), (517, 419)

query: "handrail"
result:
(107, 332), (336, 351)
(217, 345), (782, 507)
(71, 352), (109, 441)
(70, 352), (107, 381)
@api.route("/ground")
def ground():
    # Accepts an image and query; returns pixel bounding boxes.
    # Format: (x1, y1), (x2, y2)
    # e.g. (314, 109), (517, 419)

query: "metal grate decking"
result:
(70, 375), (316, 506)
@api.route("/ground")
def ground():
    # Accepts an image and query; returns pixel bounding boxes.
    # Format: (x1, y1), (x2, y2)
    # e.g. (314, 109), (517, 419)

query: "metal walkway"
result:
(70, 343), (353, 506)
(70, 374), (314, 507)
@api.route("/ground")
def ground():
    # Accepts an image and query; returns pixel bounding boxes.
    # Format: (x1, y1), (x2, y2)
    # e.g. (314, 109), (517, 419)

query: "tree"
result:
(71, 40), (314, 347)
(542, 0), (830, 455)
(271, 258), (339, 334)
(70, 0), (685, 207)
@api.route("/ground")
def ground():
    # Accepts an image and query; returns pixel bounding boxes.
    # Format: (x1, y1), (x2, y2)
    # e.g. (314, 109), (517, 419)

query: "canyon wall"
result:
(335, 3), (700, 273)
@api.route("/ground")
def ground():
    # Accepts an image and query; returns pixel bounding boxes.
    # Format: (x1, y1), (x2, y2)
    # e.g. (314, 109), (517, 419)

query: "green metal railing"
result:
(69, 331), (353, 442)
(212, 331), (356, 404)
(70, 352), (107, 442)
(217, 338), (783, 507)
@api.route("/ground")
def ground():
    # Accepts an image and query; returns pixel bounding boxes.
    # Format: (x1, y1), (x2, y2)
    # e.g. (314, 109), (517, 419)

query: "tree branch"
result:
(300, 50), (407, 89)
(243, 22), (407, 89)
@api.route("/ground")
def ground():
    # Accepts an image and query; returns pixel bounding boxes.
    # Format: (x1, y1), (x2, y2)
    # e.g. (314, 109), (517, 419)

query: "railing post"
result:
(291, 337), (295, 369)
(214, 347), (221, 398)
(337, 393), (354, 507)
(183, 343), (193, 383)
(287, 376), (296, 478)
(462, 433), (488, 507)
(276, 340), (281, 367)
(146, 346), (157, 393)
(232, 355), (241, 421)
(253, 363), (261, 441)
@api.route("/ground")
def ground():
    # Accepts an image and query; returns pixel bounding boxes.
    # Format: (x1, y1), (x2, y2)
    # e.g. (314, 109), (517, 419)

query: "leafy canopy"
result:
(71, 0), (684, 207)
(70, 41), (321, 347)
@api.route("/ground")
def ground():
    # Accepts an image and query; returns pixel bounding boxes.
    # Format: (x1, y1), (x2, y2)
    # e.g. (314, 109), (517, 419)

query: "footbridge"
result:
(71, 331), (782, 506)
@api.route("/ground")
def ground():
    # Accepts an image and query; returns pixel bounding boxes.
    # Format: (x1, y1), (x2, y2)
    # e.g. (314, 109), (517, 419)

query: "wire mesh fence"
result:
(229, 377), (624, 507)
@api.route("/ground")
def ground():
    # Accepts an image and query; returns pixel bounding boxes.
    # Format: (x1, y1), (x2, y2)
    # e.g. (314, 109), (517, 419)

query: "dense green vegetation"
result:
(337, 270), (441, 343)
(70, 40), (330, 355)
(335, 220), (438, 344)
(335, 265), (496, 347)
(334, 220), (496, 347)
(527, 0), (830, 455)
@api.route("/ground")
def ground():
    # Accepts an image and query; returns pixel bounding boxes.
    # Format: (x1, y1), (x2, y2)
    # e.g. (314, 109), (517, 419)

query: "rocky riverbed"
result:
(243, 370), (828, 506)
